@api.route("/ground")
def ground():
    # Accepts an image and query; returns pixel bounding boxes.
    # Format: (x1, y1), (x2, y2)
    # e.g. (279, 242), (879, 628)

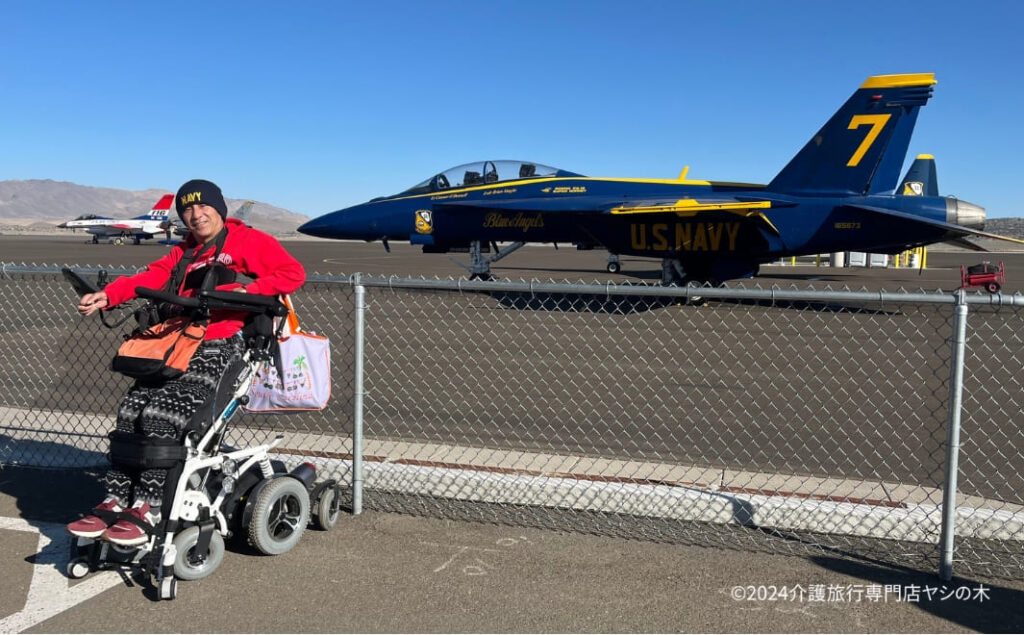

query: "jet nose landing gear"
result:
(455, 240), (525, 281)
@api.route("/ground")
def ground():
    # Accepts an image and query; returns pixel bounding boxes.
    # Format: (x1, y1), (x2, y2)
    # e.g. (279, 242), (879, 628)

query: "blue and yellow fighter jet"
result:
(299, 73), (1023, 284)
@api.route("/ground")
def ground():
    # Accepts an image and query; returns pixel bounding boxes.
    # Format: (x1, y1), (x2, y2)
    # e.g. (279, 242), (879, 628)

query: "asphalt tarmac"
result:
(2, 235), (1024, 632)
(1, 466), (1022, 633)
(3, 234), (1022, 292)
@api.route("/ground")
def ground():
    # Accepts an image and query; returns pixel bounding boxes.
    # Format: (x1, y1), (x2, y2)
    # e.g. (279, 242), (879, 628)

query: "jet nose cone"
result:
(299, 206), (382, 240)
(297, 215), (338, 239)
(946, 198), (985, 230)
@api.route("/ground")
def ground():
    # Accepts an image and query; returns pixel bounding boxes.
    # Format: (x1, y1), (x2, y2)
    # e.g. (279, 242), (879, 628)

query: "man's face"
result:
(181, 203), (225, 243)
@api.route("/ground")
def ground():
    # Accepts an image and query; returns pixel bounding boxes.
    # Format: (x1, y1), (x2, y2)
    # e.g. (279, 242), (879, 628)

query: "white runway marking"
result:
(0, 517), (120, 633)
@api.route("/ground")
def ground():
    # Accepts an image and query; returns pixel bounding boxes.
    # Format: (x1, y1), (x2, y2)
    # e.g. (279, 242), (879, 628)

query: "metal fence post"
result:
(939, 289), (968, 581)
(352, 273), (366, 515)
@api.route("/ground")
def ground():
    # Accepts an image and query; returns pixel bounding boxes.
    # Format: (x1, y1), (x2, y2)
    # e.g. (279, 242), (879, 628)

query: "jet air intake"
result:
(945, 198), (985, 230)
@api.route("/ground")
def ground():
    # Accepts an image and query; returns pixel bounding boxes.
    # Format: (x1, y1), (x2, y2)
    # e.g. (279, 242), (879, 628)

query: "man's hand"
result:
(78, 291), (109, 316)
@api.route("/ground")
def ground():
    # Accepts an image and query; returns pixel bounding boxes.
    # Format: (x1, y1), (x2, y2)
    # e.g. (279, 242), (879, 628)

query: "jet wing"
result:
(607, 198), (780, 234)
(847, 204), (1024, 249)
(608, 199), (772, 215)
(111, 223), (157, 235)
(84, 226), (120, 236)
(943, 237), (988, 252)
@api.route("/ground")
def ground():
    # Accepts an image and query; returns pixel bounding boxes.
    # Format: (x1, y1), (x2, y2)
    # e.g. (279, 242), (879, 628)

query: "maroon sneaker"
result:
(102, 502), (160, 547)
(67, 497), (123, 539)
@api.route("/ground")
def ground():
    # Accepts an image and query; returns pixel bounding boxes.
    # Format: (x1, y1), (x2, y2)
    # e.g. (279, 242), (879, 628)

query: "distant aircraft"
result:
(299, 73), (1024, 284)
(58, 194), (175, 245)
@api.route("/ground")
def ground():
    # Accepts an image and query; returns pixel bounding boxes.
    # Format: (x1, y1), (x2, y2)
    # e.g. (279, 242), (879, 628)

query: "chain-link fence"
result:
(1, 264), (1022, 581)
(0, 265), (356, 462)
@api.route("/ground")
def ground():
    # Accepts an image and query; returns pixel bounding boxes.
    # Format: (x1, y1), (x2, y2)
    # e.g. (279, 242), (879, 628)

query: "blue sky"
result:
(4, 1), (1023, 218)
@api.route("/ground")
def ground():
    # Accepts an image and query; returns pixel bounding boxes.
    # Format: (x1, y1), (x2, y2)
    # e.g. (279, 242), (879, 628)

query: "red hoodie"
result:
(103, 218), (306, 340)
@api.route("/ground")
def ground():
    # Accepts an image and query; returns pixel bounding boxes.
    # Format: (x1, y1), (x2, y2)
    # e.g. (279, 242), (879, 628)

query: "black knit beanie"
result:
(175, 179), (228, 221)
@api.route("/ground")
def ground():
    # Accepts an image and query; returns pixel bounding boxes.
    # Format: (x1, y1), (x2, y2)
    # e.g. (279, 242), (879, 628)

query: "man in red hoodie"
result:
(68, 179), (306, 546)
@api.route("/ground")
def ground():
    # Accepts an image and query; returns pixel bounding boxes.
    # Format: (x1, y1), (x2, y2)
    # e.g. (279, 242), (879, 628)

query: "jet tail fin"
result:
(899, 154), (939, 196)
(134, 193), (175, 220)
(766, 73), (936, 196)
(232, 201), (256, 224)
(151, 194), (174, 213)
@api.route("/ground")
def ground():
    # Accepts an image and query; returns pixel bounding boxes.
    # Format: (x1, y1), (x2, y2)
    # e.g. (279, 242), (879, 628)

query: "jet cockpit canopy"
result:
(398, 160), (583, 196)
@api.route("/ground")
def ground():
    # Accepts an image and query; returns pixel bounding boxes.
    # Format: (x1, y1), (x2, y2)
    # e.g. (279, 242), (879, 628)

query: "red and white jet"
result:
(58, 194), (175, 244)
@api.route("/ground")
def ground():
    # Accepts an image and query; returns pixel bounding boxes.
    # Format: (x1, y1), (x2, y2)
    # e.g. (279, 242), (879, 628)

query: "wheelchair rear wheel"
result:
(248, 477), (310, 555)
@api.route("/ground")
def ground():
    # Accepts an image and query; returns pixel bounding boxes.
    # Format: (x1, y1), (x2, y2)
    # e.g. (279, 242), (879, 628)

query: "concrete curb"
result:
(312, 456), (1024, 543)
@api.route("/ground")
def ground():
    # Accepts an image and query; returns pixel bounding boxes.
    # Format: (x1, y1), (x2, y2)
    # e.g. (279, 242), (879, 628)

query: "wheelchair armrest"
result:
(134, 287), (289, 316)
(200, 291), (290, 316)
(135, 287), (201, 309)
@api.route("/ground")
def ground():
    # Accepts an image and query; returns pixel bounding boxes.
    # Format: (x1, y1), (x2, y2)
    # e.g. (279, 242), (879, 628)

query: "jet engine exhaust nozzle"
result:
(946, 198), (985, 230)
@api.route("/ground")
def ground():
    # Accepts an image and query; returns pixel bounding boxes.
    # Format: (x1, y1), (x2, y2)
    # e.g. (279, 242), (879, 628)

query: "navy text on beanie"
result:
(176, 179), (228, 220)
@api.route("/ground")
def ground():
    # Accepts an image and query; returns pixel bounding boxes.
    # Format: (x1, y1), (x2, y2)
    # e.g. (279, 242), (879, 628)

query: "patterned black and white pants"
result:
(104, 334), (244, 505)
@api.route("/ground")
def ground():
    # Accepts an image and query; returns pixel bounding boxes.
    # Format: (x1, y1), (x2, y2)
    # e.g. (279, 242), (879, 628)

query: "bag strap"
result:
(281, 295), (301, 336)
(167, 226), (229, 294)
(166, 246), (195, 295)
(267, 295), (299, 389)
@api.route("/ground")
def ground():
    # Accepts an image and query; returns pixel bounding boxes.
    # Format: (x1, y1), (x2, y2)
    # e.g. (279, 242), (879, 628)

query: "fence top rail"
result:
(345, 273), (1024, 307)
(1, 263), (140, 277)
(6, 263), (1024, 307)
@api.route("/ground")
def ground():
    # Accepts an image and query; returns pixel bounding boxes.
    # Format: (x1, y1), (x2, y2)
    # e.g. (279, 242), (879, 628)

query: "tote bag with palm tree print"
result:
(244, 299), (331, 412)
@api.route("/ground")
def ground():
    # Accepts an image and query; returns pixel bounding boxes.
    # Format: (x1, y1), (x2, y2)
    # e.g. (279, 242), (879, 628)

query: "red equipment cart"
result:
(960, 261), (1005, 294)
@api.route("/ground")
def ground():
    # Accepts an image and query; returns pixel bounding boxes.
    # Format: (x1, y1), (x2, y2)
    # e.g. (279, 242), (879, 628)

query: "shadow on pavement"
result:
(812, 555), (1024, 633)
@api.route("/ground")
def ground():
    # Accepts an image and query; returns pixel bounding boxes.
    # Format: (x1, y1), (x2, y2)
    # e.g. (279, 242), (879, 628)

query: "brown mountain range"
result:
(0, 179), (311, 237)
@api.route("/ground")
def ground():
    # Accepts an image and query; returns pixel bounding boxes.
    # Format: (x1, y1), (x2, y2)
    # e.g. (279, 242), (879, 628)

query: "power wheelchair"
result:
(62, 269), (341, 600)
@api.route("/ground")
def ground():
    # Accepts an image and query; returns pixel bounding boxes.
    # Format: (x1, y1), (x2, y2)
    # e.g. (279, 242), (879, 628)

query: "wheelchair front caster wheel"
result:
(314, 486), (341, 531)
(159, 576), (177, 600)
(67, 557), (90, 579)
(172, 526), (226, 581)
